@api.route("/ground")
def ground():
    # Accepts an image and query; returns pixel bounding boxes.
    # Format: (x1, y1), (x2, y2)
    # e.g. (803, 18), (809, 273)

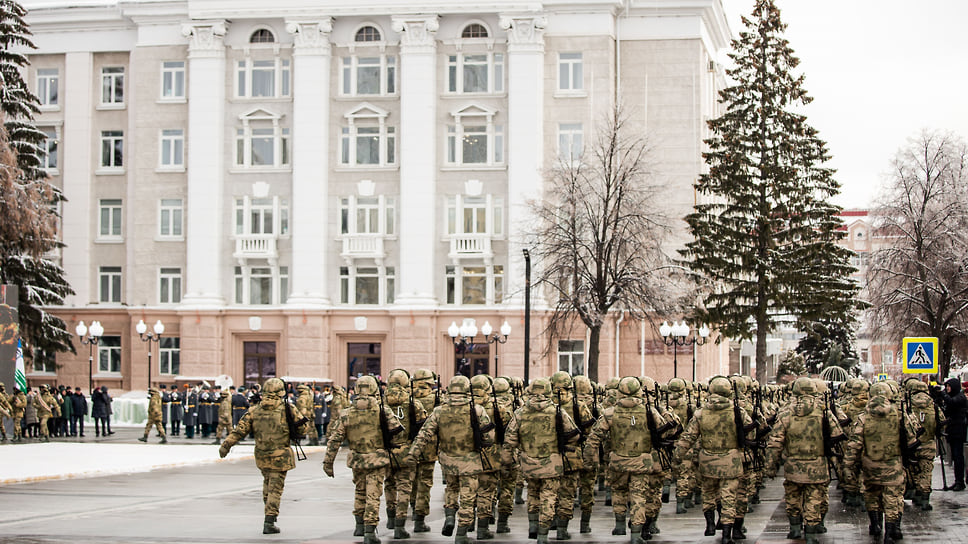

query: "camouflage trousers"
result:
(214, 420), (231, 440)
(555, 471), (579, 520)
(144, 418), (166, 438)
(610, 471), (660, 525)
(304, 422), (318, 442)
(914, 447), (936, 494)
(578, 468), (596, 515)
(353, 466), (388, 526)
(608, 466), (630, 515)
(260, 469), (287, 516)
(783, 481), (828, 524)
(455, 474), (480, 527)
(477, 471), (498, 519)
(526, 477), (561, 528)
(444, 474), (460, 510)
(675, 459), (696, 499)
(411, 461), (435, 516)
(385, 465), (414, 517)
(496, 466), (518, 515)
(13, 417), (22, 438)
(38, 415), (50, 438)
(863, 482), (903, 523)
(0, 417), (6, 438)
(642, 472), (663, 518)
(701, 477), (740, 525)
(734, 470), (754, 518)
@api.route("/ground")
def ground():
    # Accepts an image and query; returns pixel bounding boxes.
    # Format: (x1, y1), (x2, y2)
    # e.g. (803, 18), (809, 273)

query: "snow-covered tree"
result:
(795, 319), (858, 375)
(681, 0), (860, 383)
(776, 349), (806, 382)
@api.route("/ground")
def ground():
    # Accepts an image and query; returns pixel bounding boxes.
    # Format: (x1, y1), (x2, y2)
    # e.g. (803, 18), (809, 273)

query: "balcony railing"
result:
(341, 234), (386, 261)
(234, 234), (278, 261)
(449, 234), (493, 261)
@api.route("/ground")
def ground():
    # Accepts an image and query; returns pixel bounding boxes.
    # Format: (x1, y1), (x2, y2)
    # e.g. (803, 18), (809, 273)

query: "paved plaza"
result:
(0, 428), (966, 543)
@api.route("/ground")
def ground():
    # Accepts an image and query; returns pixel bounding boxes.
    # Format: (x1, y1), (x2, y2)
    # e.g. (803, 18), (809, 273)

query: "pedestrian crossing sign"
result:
(902, 337), (938, 374)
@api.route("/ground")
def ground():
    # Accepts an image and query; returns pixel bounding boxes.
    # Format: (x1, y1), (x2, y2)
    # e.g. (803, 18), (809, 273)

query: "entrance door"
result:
(455, 343), (489, 378)
(348, 342), (381, 390)
(244, 341), (276, 387)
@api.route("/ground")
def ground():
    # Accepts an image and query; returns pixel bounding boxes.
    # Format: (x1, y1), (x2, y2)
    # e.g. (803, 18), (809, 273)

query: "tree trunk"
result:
(587, 325), (602, 382)
(755, 314), (768, 383)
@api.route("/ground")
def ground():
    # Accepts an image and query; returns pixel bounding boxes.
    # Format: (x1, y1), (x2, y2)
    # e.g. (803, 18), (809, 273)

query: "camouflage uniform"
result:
(0, 383), (12, 441)
(139, 388), (167, 443)
(840, 379), (870, 506)
(383, 369), (428, 538)
(636, 376), (677, 539)
(220, 378), (310, 535)
(295, 384), (318, 446)
(11, 389), (27, 441)
(549, 372), (592, 540)
(502, 378), (579, 544)
(728, 376), (756, 533)
(573, 376), (600, 533)
(585, 377), (664, 544)
(470, 374), (511, 540)
(408, 376), (493, 544)
(903, 379), (943, 510)
(765, 378), (844, 543)
(492, 377), (519, 532)
(34, 385), (54, 441)
(675, 376), (751, 544)
(409, 369), (439, 532)
(213, 389), (232, 442)
(844, 382), (922, 544)
(667, 378), (696, 513)
(325, 376), (406, 544)
(602, 377), (620, 507)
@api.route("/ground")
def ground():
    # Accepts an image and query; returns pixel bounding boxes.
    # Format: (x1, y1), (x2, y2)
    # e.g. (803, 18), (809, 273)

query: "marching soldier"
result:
(408, 369), (439, 533)
(35, 384), (54, 442)
(11, 387), (27, 442)
(213, 386), (233, 443)
(295, 384), (318, 446)
(0, 382), (12, 441)
(666, 378), (696, 514)
(903, 378), (943, 510)
(470, 374), (509, 540)
(840, 378), (869, 506)
(572, 375), (599, 534)
(492, 377), (519, 533)
(384, 369), (428, 538)
(549, 371), (591, 540)
(139, 387), (168, 443)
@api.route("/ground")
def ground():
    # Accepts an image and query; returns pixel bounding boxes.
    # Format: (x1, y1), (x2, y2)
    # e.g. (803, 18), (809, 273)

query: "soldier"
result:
(638, 376), (679, 540)
(220, 377), (309, 534)
(408, 369), (439, 533)
(139, 388), (168, 443)
(212, 386), (233, 443)
(840, 379), (870, 506)
(199, 385), (214, 438)
(904, 378), (943, 510)
(169, 385), (183, 436)
(492, 377), (518, 533)
(233, 385), (251, 427)
(295, 384), (318, 446)
(503, 378), (579, 544)
(384, 369), (428, 538)
(407, 376), (493, 544)
(11, 386), (26, 441)
(470, 374), (511, 540)
(160, 385), (170, 435)
(666, 378), (695, 514)
(572, 375), (599, 534)
(844, 381), (922, 544)
(549, 371), (591, 540)
(765, 377), (844, 544)
(674, 376), (751, 544)
(325, 375), (406, 544)
(34, 384), (54, 442)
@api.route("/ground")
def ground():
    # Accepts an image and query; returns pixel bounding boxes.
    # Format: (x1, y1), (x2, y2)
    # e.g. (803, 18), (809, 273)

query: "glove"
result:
(323, 462), (334, 478)
(218, 445), (229, 458)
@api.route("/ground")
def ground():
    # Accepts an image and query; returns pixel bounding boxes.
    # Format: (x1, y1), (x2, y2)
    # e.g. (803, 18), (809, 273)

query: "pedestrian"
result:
(169, 385), (183, 436)
(312, 386), (326, 445)
(25, 388), (39, 437)
(160, 385), (170, 435)
(91, 386), (109, 436)
(61, 387), (73, 436)
(199, 385), (214, 437)
(932, 377), (966, 491)
(71, 387), (87, 437)
(104, 386), (115, 434)
(220, 378), (310, 535)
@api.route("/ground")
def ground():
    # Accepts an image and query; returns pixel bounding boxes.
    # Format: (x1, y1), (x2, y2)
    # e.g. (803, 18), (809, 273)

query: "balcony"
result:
(340, 234), (386, 263)
(449, 234), (493, 263)
(234, 234), (278, 264)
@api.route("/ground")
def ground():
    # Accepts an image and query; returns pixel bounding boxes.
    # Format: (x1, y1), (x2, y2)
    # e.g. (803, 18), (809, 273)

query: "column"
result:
(285, 19), (333, 307)
(181, 21), (228, 307)
(61, 52), (94, 306)
(391, 15), (439, 307)
(500, 14), (546, 306)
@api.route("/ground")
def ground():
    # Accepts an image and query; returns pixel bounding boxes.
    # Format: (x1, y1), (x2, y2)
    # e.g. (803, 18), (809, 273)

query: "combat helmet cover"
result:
(448, 375), (471, 395)
(618, 376), (642, 397)
(708, 376), (732, 398)
(355, 375), (380, 397)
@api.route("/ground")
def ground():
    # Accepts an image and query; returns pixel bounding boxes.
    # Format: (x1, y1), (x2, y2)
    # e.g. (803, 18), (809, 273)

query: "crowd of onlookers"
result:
(2, 384), (116, 440)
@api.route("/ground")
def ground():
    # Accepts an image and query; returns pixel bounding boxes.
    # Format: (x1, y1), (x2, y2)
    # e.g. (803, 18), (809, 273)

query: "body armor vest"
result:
(346, 406), (382, 453)
(610, 405), (652, 457)
(700, 407), (737, 454)
(785, 408), (824, 459)
(438, 404), (475, 456)
(864, 410), (901, 462)
(911, 393), (937, 439)
(517, 406), (557, 458)
(251, 405), (290, 457)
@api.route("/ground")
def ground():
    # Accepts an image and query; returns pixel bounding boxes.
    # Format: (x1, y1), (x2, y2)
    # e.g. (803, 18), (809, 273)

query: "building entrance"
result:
(348, 342), (381, 390)
(244, 341), (276, 387)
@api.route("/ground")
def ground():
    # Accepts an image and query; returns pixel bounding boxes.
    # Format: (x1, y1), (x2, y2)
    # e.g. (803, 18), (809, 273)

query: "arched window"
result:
(250, 29), (275, 43)
(355, 26), (382, 42)
(461, 23), (488, 39)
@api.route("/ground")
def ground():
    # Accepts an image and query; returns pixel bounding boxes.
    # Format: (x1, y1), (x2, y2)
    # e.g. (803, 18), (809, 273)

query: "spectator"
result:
(61, 387), (73, 436)
(105, 386), (115, 434)
(92, 386), (110, 437)
(25, 388), (38, 438)
(935, 378), (967, 491)
(71, 387), (88, 437)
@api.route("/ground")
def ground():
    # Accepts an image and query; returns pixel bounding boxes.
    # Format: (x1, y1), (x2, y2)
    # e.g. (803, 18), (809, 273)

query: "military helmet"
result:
(618, 376), (642, 397)
(708, 376), (732, 398)
(904, 378), (928, 393)
(869, 381), (893, 399)
(573, 375), (593, 396)
(355, 375), (380, 397)
(492, 377), (511, 394)
(850, 378), (869, 395)
(792, 377), (817, 397)
(0, 381), (5, 388)
(448, 375), (471, 395)
(528, 378), (552, 397)
(667, 378), (686, 392)
(263, 378), (285, 396)
(605, 377), (620, 390)
(470, 374), (493, 395)
(550, 371), (573, 391)
(638, 376), (656, 393)
(388, 369), (410, 387)
(729, 375), (748, 394)
(412, 368), (435, 383)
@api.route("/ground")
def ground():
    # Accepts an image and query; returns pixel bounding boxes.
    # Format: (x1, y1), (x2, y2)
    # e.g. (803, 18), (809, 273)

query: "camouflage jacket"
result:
(386, 394), (429, 447)
(584, 397), (663, 474)
(765, 395), (843, 483)
(34, 391), (53, 417)
(474, 392), (513, 473)
(409, 394), (493, 476)
(674, 394), (751, 479)
(843, 398), (921, 486)
(218, 392), (232, 423)
(11, 392), (26, 417)
(553, 392), (592, 472)
(223, 401), (310, 471)
(325, 396), (407, 470)
(503, 395), (578, 479)
(411, 391), (439, 461)
(148, 391), (163, 421)
(909, 391), (943, 458)
(0, 391), (11, 415)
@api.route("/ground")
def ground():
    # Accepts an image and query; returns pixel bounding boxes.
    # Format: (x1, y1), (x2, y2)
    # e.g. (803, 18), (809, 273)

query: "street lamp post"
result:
(76, 320), (104, 395)
(136, 319), (165, 389)
(660, 321), (710, 380)
(480, 320), (511, 377)
(448, 319), (511, 377)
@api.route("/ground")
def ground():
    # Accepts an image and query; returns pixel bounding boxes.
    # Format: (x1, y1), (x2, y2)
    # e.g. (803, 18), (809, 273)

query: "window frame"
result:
(445, 110), (503, 167)
(159, 337), (180, 375)
(557, 340), (586, 376)
(235, 57), (291, 99)
(31, 348), (57, 374)
(158, 198), (184, 239)
(446, 52), (504, 94)
(37, 68), (59, 108)
(100, 66), (125, 106)
(234, 196), (289, 236)
(160, 61), (186, 100)
(98, 266), (122, 304)
(97, 199), (123, 241)
(159, 267), (182, 304)
(557, 52), (584, 93)
(339, 265), (395, 305)
(339, 195), (396, 236)
(340, 54), (397, 97)
(159, 128), (185, 169)
(99, 130), (124, 170)
(445, 194), (504, 237)
(233, 265), (289, 305)
(97, 336), (122, 374)
(41, 127), (59, 171)
(557, 122), (584, 163)
(445, 264), (504, 305)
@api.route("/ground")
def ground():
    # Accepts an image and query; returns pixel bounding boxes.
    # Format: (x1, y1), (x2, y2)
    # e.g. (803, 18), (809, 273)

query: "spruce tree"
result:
(681, 0), (859, 383)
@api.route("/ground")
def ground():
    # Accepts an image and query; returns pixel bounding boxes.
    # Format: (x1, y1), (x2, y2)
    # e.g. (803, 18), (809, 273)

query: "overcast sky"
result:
(719, 0), (968, 208)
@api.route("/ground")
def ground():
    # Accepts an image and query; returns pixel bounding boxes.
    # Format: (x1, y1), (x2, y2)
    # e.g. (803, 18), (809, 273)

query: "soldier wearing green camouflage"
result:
(35, 384), (54, 441)
(667, 378), (696, 514)
(635, 375), (674, 540)
(11, 388), (26, 442)
(492, 377), (519, 533)
(383, 369), (428, 539)
(675, 376), (751, 544)
(902, 378), (943, 511)
(573, 375), (599, 533)
(840, 378), (869, 506)
(407, 375), (493, 544)
(408, 369), (439, 533)
(502, 378), (579, 544)
(765, 377), (844, 544)
(602, 377), (620, 507)
(469, 374), (510, 540)
(139, 388), (168, 443)
(843, 381), (923, 544)
(549, 371), (591, 540)
(0, 382), (12, 441)
(295, 384), (319, 446)
(219, 377), (310, 535)
(584, 377), (664, 544)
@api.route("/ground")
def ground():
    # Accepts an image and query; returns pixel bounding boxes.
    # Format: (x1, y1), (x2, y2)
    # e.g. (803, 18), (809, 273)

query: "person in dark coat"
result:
(232, 386), (250, 426)
(313, 386), (326, 445)
(104, 386), (115, 435)
(934, 377), (967, 491)
(160, 385), (171, 435)
(71, 387), (87, 437)
(183, 385), (199, 439)
(199, 385), (214, 437)
(91, 386), (109, 437)
(170, 386), (184, 436)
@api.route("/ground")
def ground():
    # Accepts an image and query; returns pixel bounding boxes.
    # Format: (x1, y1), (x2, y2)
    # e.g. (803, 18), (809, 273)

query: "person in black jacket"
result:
(91, 386), (109, 437)
(71, 387), (88, 437)
(934, 377), (967, 491)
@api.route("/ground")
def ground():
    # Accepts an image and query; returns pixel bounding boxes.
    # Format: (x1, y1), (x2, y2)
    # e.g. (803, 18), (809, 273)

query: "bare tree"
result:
(527, 106), (675, 381)
(866, 130), (968, 379)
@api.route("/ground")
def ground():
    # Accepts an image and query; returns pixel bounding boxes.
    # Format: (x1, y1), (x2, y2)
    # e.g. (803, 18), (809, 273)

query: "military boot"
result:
(354, 515), (365, 537)
(549, 517), (557, 530)
(556, 518), (571, 540)
(804, 524), (821, 544)
(515, 487), (525, 504)
(750, 490), (761, 504)
(693, 489), (702, 505)
(394, 517), (410, 540)
(537, 526), (550, 544)
(883, 523), (898, 544)
(137, 435), (148, 442)
(477, 517), (494, 540)
(703, 510), (717, 536)
(467, 517), (476, 532)
(720, 523), (734, 544)
(676, 497), (688, 514)
(661, 483), (670, 503)
(715, 504), (723, 530)
(160, 436), (167, 444)
(386, 507), (396, 530)
(604, 488), (613, 506)
(441, 508), (457, 537)
(868, 511), (883, 536)
(648, 519), (659, 536)
(640, 518), (652, 541)
(818, 513), (827, 533)
(612, 514), (626, 536)
(920, 492), (933, 511)
(364, 525), (381, 544)
(786, 516), (802, 539)
(412, 515), (430, 533)
(579, 511), (592, 533)
(732, 517), (745, 540)
(454, 525), (470, 544)
(629, 525), (645, 544)
(683, 494), (695, 509)
(496, 512), (511, 533)
(263, 515), (280, 534)
(889, 515), (903, 540)
(528, 512), (539, 540)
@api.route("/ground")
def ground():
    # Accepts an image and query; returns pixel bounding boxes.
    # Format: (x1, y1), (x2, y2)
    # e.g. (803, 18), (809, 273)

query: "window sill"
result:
(154, 236), (185, 243)
(95, 238), (124, 244)
(95, 168), (126, 176)
(442, 92), (507, 99)
(554, 91), (588, 99)
(27, 371), (57, 377)
(43, 168), (61, 176)
(335, 94), (399, 101)
(38, 105), (61, 112)
(96, 103), (126, 111)
(155, 167), (186, 174)
(334, 165), (398, 172)
(440, 165), (506, 172)
(157, 98), (187, 104)
(229, 167), (292, 174)
(92, 373), (123, 379)
(230, 96), (292, 103)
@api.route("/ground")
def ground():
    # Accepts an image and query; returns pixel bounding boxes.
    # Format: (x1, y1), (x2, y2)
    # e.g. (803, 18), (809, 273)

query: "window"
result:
(341, 56), (396, 96)
(159, 199), (183, 238)
(340, 266), (395, 305)
(446, 123), (503, 166)
(447, 53), (504, 94)
(159, 267), (182, 304)
(37, 68), (58, 107)
(355, 25), (382, 42)
(97, 336), (122, 373)
(100, 131), (123, 169)
(558, 52), (583, 92)
(340, 125), (395, 166)
(32, 348), (56, 373)
(250, 28), (275, 43)
(100, 66), (124, 105)
(42, 129), (58, 170)
(160, 61), (185, 99)
(446, 195), (503, 236)
(558, 340), (585, 375)
(159, 129), (184, 168)
(159, 337), (180, 375)
(99, 266), (122, 303)
(339, 195), (395, 235)
(98, 199), (122, 240)
(461, 23), (488, 38)
(558, 123), (583, 162)
(234, 265), (288, 305)
(446, 265), (503, 305)
(236, 125), (290, 168)
(236, 58), (290, 98)
(235, 197), (288, 235)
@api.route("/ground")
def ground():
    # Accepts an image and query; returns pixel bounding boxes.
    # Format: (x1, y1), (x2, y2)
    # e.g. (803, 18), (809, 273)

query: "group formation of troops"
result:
(219, 370), (964, 544)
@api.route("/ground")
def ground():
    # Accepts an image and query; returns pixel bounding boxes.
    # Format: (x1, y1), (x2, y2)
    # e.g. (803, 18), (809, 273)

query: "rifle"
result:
(378, 382), (405, 470)
(686, 386), (695, 421)
(555, 389), (580, 472)
(645, 385), (676, 470)
(281, 380), (309, 461)
(572, 387), (595, 445)
(898, 393), (923, 476)
(408, 376), (426, 442)
(434, 373), (441, 408)
(488, 377), (506, 446)
(470, 395), (495, 471)
(822, 390), (846, 480)
(732, 381), (757, 470)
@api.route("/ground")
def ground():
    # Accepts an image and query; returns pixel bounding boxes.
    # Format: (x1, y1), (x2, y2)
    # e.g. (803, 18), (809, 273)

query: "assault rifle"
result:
(645, 384), (677, 470)
(408, 376), (426, 441)
(747, 386), (772, 470)
(378, 381), (405, 470)
(470, 395), (496, 471)
(572, 387), (595, 445)
(281, 380), (308, 461)
(732, 381), (758, 470)
(555, 389), (580, 472)
(898, 393), (924, 475)
(822, 390), (846, 481)
(488, 377), (506, 446)
(686, 387), (695, 421)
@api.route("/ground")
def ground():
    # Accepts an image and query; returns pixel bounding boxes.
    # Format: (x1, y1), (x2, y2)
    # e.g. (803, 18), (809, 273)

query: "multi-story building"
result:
(23, 0), (731, 391)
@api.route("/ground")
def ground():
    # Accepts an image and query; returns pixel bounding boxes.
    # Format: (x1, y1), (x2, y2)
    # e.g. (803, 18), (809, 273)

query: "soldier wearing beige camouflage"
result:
(491, 377), (519, 533)
(383, 369), (428, 539)
(220, 377), (311, 535)
(765, 377), (844, 544)
(638, 375), (678, 540)
(35, 384), (54, 441)
(902, 378), (943, 511)
(502, 378), (579, 544)
(675, 376), (751, 544)
(469, 374), (511, 540)
(212, 387), (232, 443)
(573, 375), (599, 534)
(139, 388), (168, 443)
(325, 375), (406, 544)
(408, 369), (439, 533)
(11, 388), (26, 441)
(295, 384), (319, 446)
(666, 378), (696, 514)
(549, 371), (592, 540)
(840, 378), (869, 506)
(602, 377), (620, 507)
(0, 382), (12, 441)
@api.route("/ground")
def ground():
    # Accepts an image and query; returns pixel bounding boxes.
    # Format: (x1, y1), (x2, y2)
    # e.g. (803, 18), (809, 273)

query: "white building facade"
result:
(24, 0), (731, 391)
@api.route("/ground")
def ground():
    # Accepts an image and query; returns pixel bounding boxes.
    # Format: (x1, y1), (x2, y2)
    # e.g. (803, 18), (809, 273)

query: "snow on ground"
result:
(0, 442), (256, 485)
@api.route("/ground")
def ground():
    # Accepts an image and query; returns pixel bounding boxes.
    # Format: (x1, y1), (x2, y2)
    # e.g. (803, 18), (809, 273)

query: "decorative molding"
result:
(181, 20), (228, 58)
(499, 14), (546, 52)
(285, 19), (333, 55)
(390, 15), (439, 53)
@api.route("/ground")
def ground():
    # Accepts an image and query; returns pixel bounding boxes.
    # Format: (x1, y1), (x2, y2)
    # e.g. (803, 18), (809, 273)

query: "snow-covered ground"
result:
(0, 442), (255, 485)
